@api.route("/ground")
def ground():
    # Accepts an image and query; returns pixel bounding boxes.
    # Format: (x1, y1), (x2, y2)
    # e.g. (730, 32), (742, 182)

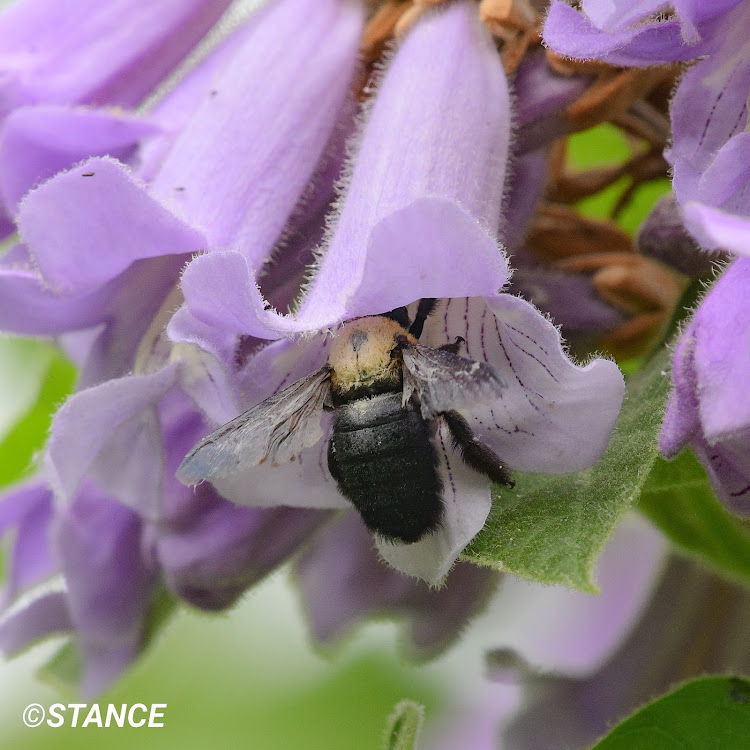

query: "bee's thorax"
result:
(328, 316), (416, 398)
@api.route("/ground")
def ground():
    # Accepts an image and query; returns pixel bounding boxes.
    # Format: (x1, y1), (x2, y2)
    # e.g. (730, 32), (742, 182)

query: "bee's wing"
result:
(401, 342), (507, 420)
(177, 367), (332, 485)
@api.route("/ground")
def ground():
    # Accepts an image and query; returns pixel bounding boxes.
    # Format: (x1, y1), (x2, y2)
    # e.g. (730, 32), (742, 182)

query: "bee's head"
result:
(328, 316), (417, 395)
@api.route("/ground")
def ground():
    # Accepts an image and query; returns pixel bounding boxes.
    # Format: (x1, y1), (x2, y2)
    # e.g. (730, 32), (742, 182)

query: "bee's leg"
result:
(439, 336), (465, 355)
(441, 410), (515, 487)
(408, 298), (438, 339)
(382, 306), (410, 328)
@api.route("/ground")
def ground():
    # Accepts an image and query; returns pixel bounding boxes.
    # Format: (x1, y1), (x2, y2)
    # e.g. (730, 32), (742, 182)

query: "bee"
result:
(177, 299), (513, 544)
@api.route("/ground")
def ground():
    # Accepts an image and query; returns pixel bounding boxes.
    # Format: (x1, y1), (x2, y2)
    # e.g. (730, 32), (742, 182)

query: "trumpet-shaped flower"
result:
(176, 1), (625, 585)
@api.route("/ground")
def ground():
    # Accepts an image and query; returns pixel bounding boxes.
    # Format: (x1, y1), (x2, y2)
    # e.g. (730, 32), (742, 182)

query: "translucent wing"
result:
(177, 367), (331, 485)
(401, 342), (507, 420)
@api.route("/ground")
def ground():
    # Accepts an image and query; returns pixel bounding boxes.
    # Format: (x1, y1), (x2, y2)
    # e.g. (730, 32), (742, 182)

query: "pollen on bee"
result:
(328, 316), (416, 392)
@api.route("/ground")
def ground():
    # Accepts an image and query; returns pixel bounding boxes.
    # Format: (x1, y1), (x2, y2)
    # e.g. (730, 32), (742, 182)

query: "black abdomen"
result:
(328, 392), (442, 544)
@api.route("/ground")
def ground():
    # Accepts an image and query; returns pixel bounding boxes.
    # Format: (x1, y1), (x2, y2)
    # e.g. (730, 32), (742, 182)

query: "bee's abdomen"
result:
(328, 392), (442, 544)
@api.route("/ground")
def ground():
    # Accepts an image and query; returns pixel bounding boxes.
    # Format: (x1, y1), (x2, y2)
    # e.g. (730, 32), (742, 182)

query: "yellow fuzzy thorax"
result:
(328, 316), (417, 394)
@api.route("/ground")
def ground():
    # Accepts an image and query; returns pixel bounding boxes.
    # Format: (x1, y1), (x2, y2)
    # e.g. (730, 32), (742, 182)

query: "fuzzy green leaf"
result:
(591, 676), (750, 749)
(639, 450), (750, 587)
(463, 347), (672, 592)
(383, 700), (425, 750)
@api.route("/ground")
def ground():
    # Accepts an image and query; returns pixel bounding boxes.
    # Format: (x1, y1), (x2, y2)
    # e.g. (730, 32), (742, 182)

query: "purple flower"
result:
(0, 0), (364, 693)
(543, 0), (750, 242)
(176, 1), (625, 584)
(660, 258), (750, 514)
(543, 1), (750, 515)
(0, 389), (331, 695)
(0, 0), (233, 234)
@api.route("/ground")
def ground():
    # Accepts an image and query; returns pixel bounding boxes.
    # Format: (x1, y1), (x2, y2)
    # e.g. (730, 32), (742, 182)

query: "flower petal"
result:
(183, 200), (510, 340)
(482, 513), (666, 676)
(0, 246), (113, 334)
(166, 305), (241, 426)
(157, 489), (330, 611)
(180, 250), (281, 338)
(0, 592), (71, 656)
(693, 436), (750, 515)
(424, 295), (624, 473)
(0, 481), (56, 606)
(55, 483), (154, 697)
(659, 320), (700, 458)
(18, 156), (206, 294)
(209, 436), (350, 511)
(0, 0), (232, 108)
(150, 0), (362, 264)
(543, 2), (707, 66)
(46, 364), (179, 518)
(692, 259), (750, 444)
(376, 422), (492, 585)
(580, 0), (668, 33)
(0, 485), (54, 606)
(669, 2), (750, 207)
(0, 105), (159, 215)
(324, 199), (510, 322)
(682, 202), (750, 256)
(296, 0), (510, 325)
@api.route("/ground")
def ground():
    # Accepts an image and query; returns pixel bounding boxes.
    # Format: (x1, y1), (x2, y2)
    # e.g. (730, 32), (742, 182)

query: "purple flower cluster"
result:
(545, 0), (750, 514)
(0, 0), (626, 697)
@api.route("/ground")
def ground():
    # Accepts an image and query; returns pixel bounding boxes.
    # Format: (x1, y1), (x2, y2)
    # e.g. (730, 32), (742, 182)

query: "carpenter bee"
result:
(177, 299), (513, 544)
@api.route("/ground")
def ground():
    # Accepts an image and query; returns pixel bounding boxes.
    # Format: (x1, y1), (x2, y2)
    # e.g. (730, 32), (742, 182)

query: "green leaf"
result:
(0, 344), (76, 488)
(463, 346), (672, 592)
(591, 676), (750, 749)
(639, 450), (750, 587)
(383, 700), (424, 750)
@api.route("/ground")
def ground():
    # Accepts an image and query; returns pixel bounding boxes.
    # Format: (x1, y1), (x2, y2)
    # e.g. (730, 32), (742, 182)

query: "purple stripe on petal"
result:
(669, 2), (750, 207)
(425, 295), (624, 474)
